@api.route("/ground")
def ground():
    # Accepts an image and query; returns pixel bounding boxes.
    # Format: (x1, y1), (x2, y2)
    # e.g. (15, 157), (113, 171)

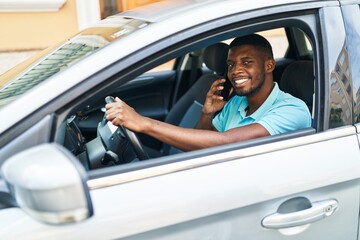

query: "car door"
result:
(82, 3), (360, 239)
(1, 1), (360, 240)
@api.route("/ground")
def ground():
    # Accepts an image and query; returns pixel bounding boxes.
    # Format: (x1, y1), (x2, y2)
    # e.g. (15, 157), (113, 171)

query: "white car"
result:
(0, 0), (360, 239)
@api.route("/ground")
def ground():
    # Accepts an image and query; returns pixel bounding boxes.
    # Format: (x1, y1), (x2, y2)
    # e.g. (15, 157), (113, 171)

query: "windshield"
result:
(0, 16), (148, 108)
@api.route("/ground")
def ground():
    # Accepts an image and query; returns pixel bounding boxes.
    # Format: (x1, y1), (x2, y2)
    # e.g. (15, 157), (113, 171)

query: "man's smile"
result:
(233, 77), (250, 87)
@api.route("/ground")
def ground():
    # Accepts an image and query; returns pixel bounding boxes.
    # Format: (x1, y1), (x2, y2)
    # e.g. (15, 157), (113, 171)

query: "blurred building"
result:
(0, 0), (161, 74)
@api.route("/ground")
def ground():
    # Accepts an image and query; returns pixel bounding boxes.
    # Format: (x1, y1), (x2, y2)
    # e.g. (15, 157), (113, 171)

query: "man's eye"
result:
(228, 63), (234, 68)
(243, 61), (250, 65)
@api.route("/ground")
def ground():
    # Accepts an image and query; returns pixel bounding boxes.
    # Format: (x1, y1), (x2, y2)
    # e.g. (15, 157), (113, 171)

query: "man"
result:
(105, 34), (311, 152)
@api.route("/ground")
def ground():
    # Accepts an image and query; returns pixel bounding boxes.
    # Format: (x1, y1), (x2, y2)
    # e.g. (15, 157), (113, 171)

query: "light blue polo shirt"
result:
(212, 83), (311, 135)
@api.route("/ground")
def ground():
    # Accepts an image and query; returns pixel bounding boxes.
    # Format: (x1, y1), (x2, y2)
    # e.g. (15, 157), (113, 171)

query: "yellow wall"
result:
(122, 0), (162, 10)
(0, 0), (78, 51)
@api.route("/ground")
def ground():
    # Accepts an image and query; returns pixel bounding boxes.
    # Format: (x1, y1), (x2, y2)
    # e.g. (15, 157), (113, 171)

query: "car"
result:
(0, 0), (360, 239)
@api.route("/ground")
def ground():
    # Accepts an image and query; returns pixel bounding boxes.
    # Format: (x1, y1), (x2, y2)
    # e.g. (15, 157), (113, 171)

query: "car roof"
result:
(118, 0), (332, 22)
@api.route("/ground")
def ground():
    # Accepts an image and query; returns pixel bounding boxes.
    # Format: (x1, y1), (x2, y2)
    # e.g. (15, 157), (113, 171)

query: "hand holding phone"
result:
(220, 77), (232, 101)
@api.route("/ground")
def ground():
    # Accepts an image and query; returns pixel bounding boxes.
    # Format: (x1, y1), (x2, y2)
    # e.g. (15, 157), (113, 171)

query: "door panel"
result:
(117, 129), (360, 239)
(1, 128), (359, 239)
(123, 181), (359, 240)
(117, 72), (176, 121)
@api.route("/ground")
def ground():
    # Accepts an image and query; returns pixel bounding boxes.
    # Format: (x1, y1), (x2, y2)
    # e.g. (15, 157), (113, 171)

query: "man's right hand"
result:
(105, 97), (149, 133)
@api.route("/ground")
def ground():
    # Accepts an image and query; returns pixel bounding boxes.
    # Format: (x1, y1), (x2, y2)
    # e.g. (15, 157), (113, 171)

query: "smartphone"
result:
(220, 77), (232, 101)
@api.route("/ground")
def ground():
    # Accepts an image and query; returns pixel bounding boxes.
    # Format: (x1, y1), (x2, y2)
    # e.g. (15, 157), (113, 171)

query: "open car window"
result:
(54, 21), (317, 174)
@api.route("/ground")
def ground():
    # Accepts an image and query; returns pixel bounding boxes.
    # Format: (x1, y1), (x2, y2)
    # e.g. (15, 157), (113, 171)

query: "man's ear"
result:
(265, 58), (276, 73)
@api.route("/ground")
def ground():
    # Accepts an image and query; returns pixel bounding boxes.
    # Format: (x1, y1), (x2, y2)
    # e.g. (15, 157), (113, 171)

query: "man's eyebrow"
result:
(239, 56), (253, 61)
(227, 56), (253, 62)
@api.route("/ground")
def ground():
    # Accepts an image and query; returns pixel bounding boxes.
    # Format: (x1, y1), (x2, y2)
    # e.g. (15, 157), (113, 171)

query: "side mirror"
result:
(1, 143), (93, 225)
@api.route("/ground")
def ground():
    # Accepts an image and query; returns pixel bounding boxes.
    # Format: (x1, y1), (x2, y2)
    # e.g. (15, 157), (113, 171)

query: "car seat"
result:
(279, 60), (314, 118)
(154, 42), (229, 156)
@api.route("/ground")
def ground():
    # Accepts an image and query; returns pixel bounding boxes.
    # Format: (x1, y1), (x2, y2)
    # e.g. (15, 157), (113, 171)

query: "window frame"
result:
(55, 11), (323, 180)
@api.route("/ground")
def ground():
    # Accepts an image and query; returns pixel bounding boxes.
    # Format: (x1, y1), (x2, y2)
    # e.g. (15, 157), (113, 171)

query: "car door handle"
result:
(262, 199), (338, 229)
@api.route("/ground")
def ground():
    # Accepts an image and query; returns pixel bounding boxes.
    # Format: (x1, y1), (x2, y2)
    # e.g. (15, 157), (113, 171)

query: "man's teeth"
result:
(235, 79), (248, 84)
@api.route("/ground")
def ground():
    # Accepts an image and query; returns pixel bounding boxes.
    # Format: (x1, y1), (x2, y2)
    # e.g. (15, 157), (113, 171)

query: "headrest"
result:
(280, 60), (314, 110)
(203, 42), (229, 76)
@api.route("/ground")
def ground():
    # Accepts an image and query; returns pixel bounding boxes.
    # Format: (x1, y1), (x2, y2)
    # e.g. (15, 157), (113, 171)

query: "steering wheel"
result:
(104, 96), (149, 161)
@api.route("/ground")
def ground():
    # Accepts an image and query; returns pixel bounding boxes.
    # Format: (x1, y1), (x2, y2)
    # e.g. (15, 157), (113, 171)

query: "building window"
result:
(339, 51), (345, 65)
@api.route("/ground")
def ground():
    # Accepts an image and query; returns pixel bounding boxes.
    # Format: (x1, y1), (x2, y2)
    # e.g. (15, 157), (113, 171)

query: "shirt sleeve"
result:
(212, 99), (234, 132)
(212, 108), (226, 132)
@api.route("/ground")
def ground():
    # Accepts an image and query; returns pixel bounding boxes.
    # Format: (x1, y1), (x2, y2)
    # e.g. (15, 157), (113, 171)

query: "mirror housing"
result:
(1, 143), (93, 225)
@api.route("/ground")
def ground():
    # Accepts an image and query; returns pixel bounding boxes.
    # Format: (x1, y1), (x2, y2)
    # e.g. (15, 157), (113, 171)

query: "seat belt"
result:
(171, 50), (201, 106)
(188, 50), (201, 88)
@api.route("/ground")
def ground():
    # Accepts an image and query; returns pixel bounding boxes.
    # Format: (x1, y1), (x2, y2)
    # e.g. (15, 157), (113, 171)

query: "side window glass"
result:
(341, 5), (360, 124)
(329, 48), (352, 128)
(329, 5), (359, 127)
(317, 6), (350, 129)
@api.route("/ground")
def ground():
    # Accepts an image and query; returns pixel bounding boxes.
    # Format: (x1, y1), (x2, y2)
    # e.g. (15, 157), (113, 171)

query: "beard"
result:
(235, 72), (266, 97)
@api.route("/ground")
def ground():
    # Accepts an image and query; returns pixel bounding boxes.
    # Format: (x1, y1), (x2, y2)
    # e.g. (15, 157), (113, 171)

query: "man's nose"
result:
(232, 63), (244, 73)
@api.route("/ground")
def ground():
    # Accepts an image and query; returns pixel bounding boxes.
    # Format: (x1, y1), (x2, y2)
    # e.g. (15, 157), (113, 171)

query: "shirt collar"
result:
(238, 82), (280, 120)
(238, 97), (249, 118)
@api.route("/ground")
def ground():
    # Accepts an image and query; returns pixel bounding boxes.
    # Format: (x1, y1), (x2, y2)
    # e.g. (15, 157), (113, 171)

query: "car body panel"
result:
(0, 0), (360, 239)
(1, 127), (359, 239)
